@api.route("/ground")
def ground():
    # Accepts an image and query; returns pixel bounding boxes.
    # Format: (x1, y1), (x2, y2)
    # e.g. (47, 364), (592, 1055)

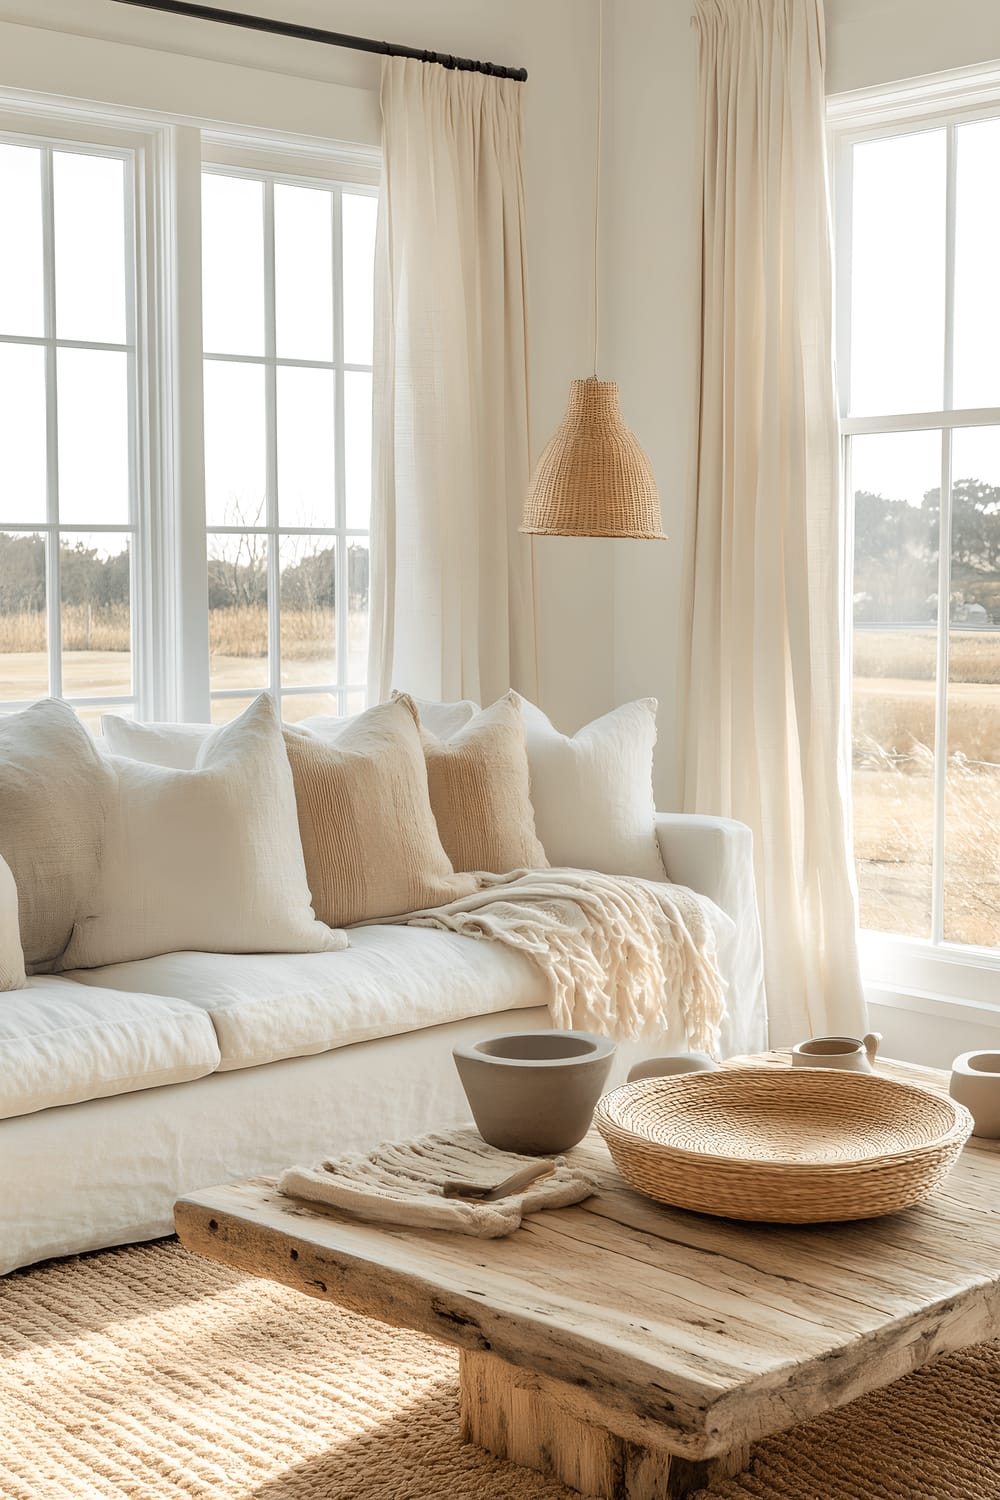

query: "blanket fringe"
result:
(398, 867), (728, 1052)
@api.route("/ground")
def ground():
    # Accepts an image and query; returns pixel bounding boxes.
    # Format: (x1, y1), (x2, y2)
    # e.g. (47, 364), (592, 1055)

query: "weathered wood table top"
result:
(175, 1054), (1000, 1499)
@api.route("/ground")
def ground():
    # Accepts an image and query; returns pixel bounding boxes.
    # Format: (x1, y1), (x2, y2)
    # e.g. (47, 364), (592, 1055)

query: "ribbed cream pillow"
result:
(284, 697), (477, 927)
(0, 699), (112, 973)
(0, 856), (26, 992)
(413, 692), (548, 874)
(61, 695), (343, 969)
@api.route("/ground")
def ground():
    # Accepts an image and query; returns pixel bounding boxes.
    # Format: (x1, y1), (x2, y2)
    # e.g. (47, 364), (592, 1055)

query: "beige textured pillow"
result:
(61, 695), (343, 970)
(0, 699), (112, 972)
(415, 692), (548, 874)
(0, 855), (26, 992)
(284, 697), (477, 927)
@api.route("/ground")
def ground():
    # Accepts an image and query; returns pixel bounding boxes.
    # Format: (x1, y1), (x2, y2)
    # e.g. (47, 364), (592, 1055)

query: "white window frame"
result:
(829, 62), (1000, 1016)
(200, 149), (377, 721)
(0, 107), (160, 721)
(0, 88), (379, 729)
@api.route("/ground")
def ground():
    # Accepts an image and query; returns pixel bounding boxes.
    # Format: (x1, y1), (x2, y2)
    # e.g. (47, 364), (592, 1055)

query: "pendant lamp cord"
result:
(593, 0), (603, 379)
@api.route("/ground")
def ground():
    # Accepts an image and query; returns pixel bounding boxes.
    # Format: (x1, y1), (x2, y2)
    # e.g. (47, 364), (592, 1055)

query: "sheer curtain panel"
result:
(684, 0), (865, 1044)
(369, 58), (536, 706)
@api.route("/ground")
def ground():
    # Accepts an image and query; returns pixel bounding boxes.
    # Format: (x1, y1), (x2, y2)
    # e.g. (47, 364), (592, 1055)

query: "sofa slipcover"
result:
(0, 977), (221, 1121)
(66, 926), (553, 1071)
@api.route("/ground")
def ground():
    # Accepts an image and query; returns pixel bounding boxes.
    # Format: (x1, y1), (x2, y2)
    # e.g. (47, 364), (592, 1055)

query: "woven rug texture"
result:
(1, 1238), (998, 1500)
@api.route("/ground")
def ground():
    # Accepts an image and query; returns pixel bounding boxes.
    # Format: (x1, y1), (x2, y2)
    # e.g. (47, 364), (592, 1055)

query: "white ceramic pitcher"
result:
(790, 1033), (882, 1073)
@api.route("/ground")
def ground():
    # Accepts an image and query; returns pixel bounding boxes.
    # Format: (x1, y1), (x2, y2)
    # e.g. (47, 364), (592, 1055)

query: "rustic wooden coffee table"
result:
(175, 1055), (1000, 1499)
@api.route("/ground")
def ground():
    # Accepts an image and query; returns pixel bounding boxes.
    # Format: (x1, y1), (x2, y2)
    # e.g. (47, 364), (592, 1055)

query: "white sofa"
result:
(0, 812), (765, 1277)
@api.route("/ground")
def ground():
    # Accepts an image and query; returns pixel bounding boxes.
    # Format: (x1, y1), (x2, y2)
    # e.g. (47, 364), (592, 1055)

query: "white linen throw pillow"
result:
(62, 695), (344, 969)
(101, 714), (211, 770)
(102, 707), (372, 769)
(0, 698), (112, 972)
(0, 856), (26, 992)
(518, 697), (666, 880)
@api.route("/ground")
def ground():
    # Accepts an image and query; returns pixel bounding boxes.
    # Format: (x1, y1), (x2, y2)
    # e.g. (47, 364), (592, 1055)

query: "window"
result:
(0, 98), (379, 735)
(201, 167), (377, 724)
(834, 82), (1000, 987)
(0, 133), (143, 735)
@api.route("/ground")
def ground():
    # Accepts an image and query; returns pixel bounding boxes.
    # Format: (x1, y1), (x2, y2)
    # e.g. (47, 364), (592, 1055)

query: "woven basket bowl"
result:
(595, 1067), (973, 1223)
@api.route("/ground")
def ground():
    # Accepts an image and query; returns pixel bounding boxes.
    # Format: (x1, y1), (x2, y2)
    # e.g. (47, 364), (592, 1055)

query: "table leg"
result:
(459, 1349), (749, 1500)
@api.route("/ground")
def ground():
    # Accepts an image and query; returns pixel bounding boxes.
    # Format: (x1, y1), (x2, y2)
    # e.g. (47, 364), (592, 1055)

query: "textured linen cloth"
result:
(278, 1128), (598, 1238)
(394, 868), (729, 1053)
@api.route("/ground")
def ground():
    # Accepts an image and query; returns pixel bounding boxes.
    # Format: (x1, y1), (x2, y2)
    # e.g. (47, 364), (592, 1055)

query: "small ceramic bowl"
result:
(626, 1052), (719, 1083)
(950, 1051), (1000, 1138)
(453, 1030), (616, 1155)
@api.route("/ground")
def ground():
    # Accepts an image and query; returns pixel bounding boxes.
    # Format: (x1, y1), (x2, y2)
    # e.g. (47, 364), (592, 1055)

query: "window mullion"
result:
(123, 148), (145, 717)
(263, 179), (281, 713)
(931, 123), (959, 947)
(41, 144), (62, 700)
(834, 136), (853, 421)
(332, 188), (347, 715)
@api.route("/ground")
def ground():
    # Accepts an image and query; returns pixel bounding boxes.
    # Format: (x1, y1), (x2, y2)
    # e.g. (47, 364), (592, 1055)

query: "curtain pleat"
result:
(685, 0), (865, 1044)
(368, 58), (536, 707)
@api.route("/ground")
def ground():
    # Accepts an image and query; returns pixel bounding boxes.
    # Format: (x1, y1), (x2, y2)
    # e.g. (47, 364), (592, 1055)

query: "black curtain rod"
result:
(110, 0), (528, 81)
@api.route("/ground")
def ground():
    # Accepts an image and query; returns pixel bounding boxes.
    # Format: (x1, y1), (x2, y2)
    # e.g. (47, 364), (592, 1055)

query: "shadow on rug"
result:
(0, 1238), (998, 1500)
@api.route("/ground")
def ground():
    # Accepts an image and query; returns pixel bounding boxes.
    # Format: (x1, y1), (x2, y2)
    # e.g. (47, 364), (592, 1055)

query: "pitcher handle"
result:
(863, 1032), (882, 1065)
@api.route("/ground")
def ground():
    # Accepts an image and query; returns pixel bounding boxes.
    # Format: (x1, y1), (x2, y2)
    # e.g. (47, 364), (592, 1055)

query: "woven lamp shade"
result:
(521, 378), (666, 539)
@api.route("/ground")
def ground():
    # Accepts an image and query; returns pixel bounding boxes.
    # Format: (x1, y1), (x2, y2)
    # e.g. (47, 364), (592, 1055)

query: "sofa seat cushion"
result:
(0, 977), (221, 1121)
(65, 926), (551, 1073)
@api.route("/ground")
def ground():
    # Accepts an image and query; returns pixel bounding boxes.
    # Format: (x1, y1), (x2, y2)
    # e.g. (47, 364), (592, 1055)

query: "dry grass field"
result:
(852, 628), (1000, 946)
(0, 603), (368, 711)
(0, 603), (342, 661)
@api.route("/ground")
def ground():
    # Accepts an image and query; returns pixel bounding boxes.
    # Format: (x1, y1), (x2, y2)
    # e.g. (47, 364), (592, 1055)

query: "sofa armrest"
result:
(655, 813), (768, 1056)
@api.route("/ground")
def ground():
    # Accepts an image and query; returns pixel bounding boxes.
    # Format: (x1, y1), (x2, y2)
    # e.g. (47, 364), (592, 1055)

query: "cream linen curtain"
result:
(368, 58), (536, 706)
(684, 0), (865, 1044)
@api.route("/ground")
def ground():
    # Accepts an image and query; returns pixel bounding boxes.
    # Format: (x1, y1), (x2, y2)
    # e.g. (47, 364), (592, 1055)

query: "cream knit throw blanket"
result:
(279, 1129), (599, 1239)
(396, 868), (728, 1053)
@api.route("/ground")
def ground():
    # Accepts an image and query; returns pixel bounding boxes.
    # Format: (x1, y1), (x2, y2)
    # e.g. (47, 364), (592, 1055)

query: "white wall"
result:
(603, 0), (701, 810)
(826, 0), (1000, 95)
(0, 0), (616, 732)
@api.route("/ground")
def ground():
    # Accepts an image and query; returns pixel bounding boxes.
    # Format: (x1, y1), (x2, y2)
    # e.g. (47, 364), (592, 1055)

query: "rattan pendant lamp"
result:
(520, 0), (665, 540)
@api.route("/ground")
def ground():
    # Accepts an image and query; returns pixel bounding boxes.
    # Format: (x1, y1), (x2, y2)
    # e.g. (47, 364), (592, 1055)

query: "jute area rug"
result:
(1, 1239), (999, 1500)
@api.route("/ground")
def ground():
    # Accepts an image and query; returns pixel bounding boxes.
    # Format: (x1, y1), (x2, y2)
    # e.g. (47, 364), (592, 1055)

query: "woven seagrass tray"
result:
(594, 1066), (974, 1223)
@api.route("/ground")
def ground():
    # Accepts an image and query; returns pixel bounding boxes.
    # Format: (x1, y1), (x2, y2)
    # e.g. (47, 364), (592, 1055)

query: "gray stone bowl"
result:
(453, 1030), (617, 1155)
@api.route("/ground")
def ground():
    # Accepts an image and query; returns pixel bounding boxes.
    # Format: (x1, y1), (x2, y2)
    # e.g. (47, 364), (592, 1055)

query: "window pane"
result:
(342, 193), (377, 366)
(0, 530), (47, 700)
(282, 691), (340, 722)
(851, 430), (941, 938)
(203, 360), (266, 528)
(943, 426), (1000, 947)
(201, 174), (265, 356)
(347, 537), (369, 685)
(60, 532), (131, 697)
(207, 532), (268, 693)
(0, 144), (43, 337)
(280, 537), (335, 686)
(953, 119), (1000, 410)
(0, 343), (47, 522)
(850, 131), (946, 417)
(53, 151), (127, 345)
(344, 371), (372, 529)
(57, 348), (130, 525)
(210, 695), (257, 725)
(276, 366), (334, 528)
(274, 183), (332, 362)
